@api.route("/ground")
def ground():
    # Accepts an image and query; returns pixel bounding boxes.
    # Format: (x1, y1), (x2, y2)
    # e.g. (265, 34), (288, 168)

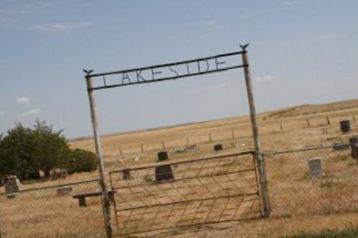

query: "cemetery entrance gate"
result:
(84, 44), (271, 237)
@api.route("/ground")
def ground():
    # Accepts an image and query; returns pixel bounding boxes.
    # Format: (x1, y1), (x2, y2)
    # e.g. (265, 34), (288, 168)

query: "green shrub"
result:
(67, 149), (97, 174)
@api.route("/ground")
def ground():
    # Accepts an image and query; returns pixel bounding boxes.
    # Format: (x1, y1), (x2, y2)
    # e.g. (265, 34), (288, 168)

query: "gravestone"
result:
(157, 151), (169, 161)
(155, 165), (174, 182)
(332, 142), (350, 151)
(57, 186), (73, 196)
(349, 136), (358, 160)
(349, 136), (358, 146)
(122, 169), (131, 180)
(5, 175), (20, 199)
(308, 159), (322, 180)
(155, 151), (174, 182)
(214, 144), (223, 151)
(340, 120), (351, 133)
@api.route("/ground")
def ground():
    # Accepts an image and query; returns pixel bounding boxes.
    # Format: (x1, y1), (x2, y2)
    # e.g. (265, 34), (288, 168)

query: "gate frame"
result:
(109, 150), (261, 235)
(84, 43), (271, 237)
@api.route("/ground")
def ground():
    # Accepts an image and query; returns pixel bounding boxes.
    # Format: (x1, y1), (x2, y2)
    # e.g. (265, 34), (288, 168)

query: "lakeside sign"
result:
(86, 50), (246, 91)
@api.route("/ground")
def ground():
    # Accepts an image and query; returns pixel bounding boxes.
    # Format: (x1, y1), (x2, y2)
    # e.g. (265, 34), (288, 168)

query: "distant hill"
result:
(71, 98), (358, 143)
(265, 99), (358, 119)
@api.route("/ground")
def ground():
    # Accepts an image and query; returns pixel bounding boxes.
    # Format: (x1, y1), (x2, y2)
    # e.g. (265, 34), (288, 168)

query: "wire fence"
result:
(265, 145), (358, 218)
(0, 179), (106, 238)
(102, 115), (358, 164)
(0, 144), (357, 237)
(109, 151), (262, 236)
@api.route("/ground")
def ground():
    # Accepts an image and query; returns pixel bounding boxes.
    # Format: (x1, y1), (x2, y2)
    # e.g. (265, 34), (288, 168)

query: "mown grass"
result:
(281, 227), (358, 238)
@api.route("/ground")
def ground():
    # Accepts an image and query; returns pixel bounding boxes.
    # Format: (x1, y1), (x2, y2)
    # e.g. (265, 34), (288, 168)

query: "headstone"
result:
(108, 191), (115, 203)
(155, 165), (174, 182)
(157, 151), (169, 161)
(340, 120), (351, 133)
(308, 159), (322, 180)
(352, 145), (358, 160)
(349, 136), (358, 146)
(155, 151), (174, 182)
(51, 169), (68, 180)
(122, 169), (131, 180)
(57, 186), (73, 196)
(78, 196), (86, 207)
(214, 144), (223, 151)
(349, 136), (358, 160)
(332, 142), (350, 151)
(5, 175), (20, 199)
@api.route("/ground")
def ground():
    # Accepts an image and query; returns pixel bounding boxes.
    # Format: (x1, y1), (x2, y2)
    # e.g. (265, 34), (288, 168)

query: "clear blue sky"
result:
(0, 0), (357, 138)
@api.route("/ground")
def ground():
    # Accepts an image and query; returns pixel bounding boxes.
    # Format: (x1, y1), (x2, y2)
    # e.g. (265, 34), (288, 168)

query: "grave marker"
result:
(5, 175), (20, 199)
(308, 159), (322, 180)
(340, 120), (351, 133)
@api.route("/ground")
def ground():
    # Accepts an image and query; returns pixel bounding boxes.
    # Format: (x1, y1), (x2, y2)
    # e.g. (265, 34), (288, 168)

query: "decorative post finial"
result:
(83, 69), (94, 77)
(240, 43), (250, 51)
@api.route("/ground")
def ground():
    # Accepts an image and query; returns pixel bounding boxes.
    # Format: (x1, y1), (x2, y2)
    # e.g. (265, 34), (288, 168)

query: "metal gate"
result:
(109, 151), (262, 236)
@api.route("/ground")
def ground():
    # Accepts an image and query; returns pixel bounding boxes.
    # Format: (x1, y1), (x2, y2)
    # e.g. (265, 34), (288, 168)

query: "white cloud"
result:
(0, 110), (5, 116)
(30, 22), (92, 34)
(196, 19), (222, 30)
(0, 2), (49, 28)
(16, 97), (30, 104)
(282, 0), (305, 6)
(21, 109), (42, 117)
(254, 75), (276, 83)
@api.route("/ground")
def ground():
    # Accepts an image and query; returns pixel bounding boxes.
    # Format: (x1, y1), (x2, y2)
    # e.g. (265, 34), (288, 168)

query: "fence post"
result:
(231, 129), (235, 140)
(241, 44), (271, 218)
(161, 141), (166, 149)
(85, 73), (113, 237)
(186, 137), (190, 146)
(140, 143), (145, 153)
(208, 133), (213, 143)
(306, 119), (310, 127)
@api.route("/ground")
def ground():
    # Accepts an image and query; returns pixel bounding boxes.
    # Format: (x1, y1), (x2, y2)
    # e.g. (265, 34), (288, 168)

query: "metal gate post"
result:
(240, 44), (271, 218)
(85, 72), (113, 237)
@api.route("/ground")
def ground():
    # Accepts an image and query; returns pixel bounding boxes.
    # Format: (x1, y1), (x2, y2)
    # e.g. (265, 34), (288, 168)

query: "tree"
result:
(31, 120), (71, 177)
(0, 123), (40, 180)
(0, 120), (97, 181)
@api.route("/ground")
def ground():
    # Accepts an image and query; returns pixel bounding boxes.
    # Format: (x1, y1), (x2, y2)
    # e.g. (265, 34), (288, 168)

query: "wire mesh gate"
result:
(109, 151), (262, 236)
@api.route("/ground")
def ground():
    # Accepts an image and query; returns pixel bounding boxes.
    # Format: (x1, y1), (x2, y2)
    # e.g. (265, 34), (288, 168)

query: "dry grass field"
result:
(0, 98), (357, 238)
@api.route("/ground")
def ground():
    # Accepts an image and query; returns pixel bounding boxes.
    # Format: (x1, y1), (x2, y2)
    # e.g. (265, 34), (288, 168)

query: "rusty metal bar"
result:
(90, 65), (245, 91)
(118, 208), (261, 236)
(89, 50), (245, 78)
(112, 168), (256, 190)
(109, 150), (254, 174)
(115, 192), (259, 212)
(0, 178), (100, 195)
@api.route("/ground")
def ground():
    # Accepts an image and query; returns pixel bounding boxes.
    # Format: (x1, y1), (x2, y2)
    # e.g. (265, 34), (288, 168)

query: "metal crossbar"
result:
(86, 51), (245, 91)
(109, 151), (261, 235)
